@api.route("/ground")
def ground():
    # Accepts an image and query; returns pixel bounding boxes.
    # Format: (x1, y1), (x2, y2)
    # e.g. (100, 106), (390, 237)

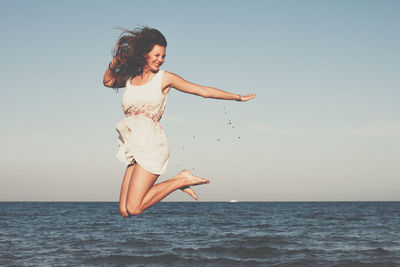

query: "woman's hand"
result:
(237, 94), (256, 102)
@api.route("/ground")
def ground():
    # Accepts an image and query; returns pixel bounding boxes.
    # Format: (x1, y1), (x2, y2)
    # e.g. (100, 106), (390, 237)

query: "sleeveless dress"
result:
(115, 70), (169, 175)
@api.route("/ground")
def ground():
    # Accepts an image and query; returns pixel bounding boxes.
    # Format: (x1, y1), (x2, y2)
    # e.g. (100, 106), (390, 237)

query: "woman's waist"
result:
(124, 106), (163, 122)
(116, 114), (163, 132)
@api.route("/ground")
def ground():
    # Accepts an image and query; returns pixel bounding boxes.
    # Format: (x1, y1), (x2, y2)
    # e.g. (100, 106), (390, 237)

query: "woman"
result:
(103, 27), (255, 217)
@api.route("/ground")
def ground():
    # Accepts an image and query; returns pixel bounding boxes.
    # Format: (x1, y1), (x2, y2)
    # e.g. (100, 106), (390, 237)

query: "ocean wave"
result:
(173, 244), (280, 259)
(82, 254), (185, 265)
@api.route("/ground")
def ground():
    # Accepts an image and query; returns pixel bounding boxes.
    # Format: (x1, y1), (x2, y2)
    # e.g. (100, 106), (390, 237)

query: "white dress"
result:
(115, 70), (169, 175)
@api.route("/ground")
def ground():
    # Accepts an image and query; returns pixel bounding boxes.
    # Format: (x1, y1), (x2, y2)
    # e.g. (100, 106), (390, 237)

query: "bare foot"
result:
(180, 186), (198, 200)
(177, 169), (210, 187)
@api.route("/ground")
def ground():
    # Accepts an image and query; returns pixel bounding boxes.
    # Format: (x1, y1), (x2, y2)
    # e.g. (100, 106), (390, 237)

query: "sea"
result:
(1, 201), (399, 266)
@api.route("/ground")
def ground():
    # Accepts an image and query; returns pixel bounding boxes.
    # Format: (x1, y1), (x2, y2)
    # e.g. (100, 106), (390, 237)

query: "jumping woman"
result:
(103, 27), (256, 217)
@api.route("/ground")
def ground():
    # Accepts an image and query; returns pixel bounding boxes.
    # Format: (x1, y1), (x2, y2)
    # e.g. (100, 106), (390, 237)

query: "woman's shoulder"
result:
(160, 70), (179, 83)
(160, 70), (177, 91)
(159, 69), (172, 81)
(161, 70), (181, 80)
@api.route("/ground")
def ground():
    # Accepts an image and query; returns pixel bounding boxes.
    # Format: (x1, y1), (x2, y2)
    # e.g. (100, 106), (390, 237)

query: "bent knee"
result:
(126, 204), (143, 216)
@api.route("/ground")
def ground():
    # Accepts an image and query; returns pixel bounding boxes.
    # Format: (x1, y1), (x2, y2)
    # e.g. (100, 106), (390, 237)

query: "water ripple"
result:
(1, 202), (400, 266)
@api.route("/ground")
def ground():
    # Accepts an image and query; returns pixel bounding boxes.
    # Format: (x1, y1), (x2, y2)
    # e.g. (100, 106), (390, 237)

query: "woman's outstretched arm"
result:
(164, 71), (256, 102)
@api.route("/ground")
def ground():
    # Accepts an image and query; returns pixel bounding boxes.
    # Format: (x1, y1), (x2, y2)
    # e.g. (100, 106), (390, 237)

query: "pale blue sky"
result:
(1, 0), (399, 201)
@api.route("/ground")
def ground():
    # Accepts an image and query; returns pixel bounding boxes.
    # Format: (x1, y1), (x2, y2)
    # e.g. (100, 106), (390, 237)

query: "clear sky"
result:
(1, 0), (399, 201)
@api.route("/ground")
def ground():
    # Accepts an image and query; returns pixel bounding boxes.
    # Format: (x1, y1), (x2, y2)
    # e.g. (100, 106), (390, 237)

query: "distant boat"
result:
(230, 200), (238, 203)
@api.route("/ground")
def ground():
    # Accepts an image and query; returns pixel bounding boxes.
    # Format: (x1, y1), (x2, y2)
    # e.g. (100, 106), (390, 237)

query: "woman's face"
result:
(145, 44), (166, 72)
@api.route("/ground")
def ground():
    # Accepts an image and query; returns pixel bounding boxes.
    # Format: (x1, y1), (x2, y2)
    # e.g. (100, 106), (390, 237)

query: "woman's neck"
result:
(131, 69), (155, 85)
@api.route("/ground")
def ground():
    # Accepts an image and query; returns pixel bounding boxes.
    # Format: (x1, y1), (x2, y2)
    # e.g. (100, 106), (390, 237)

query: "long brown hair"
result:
(109, 26), (167, 88)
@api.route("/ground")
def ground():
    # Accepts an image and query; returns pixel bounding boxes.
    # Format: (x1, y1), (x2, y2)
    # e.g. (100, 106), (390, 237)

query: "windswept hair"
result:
(109, 26), (167, 88)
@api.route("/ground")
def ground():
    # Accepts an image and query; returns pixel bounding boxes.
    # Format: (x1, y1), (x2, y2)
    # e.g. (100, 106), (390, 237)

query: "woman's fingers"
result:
(241, 94), (256, 102)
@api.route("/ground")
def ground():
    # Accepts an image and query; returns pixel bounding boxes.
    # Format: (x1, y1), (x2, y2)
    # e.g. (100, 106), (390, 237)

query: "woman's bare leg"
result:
(125, 164), (209, 216)
(140, 169), (209, 210)
(119, 164), (200, 217)
(119, 163), (136, 217)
